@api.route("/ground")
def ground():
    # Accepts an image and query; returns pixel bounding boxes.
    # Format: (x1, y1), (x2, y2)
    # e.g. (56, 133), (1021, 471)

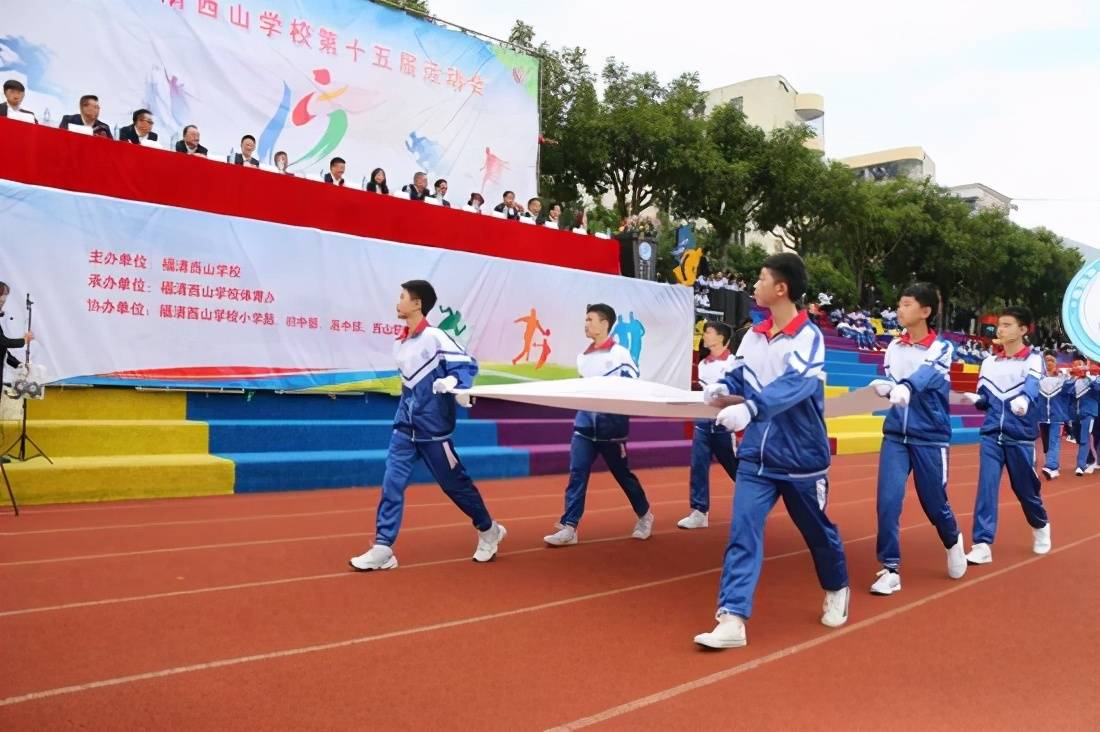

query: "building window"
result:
(732, 96), (743, 112)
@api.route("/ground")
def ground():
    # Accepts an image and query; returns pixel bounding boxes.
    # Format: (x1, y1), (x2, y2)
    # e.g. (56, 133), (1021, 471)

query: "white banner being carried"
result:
(1, 0), (539, 198)
(0, 180), (693, 392)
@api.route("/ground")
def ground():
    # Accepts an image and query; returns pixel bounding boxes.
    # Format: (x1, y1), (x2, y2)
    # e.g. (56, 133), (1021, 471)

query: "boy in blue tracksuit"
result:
(1071, 363), (1099, 476)
(694, 253), (849, 650)
(349, 280), (505, 571)
(962, 307), (1050, 565)
(678, 321), (739, 530)
(543, 303), (653, 546)
(1037, 353), (1074, 480)
(867, 283), (966, 596)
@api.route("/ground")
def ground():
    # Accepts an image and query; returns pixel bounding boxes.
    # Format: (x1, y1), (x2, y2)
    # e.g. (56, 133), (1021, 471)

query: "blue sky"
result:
(432, 0), (1100, 249)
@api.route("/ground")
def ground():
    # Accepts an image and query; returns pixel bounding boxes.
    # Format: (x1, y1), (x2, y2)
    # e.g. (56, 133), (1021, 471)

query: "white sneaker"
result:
(677, 510), (708, 530)
(1076, 467), (1085, 477)
(349, 544), (398, 571)
(947, 533), (967, 579)
(693, 613), (747, 649)
(1041, 467), (1060, 481)
(869, 569), (901, 595)
(544, 524), (578, 546)
(632, 511), (655, 540)
(1032, 523), (1052, 555)
(1086, 463), (1098, 475)
(821, 587), (850, 627)
(473, 522), (507, 562)
(965, 542), (992, 565)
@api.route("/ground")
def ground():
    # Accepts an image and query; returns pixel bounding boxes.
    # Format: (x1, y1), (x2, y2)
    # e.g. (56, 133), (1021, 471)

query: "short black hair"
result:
(401, 280), (437, 315)
(586, 303), (616, 327)
(132, 109), (152, 123)
(503, 190), (515, 199)
(241, 134), (256, 144)
(704, 320), (733, 346)
(4, 79), (26, 93)
(1000, 306), (1033, 330)
(79, 94), (99, 106)
(761, 252), (807, 302)
(900, 282), (939, 327)
(274, 150), (288, 160)
(330, 157), (345, 167)
(182, 124), (198, 136)
(550, 201), (562, 210)
(528, 197), (541, 207)
(434, 178), (447, 189)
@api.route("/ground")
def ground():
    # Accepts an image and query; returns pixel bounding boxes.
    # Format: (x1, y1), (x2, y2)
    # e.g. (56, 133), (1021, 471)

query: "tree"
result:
(387, 0), (431, 15)
(670, 102), (767, 253)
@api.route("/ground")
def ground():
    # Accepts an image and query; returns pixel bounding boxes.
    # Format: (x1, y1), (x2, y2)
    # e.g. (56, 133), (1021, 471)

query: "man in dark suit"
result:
(0, 80), (38, 123)
(430, 178), (452, 207)
(59, 94), (112, 138)
(233, 134), (260, 166)
(324, 157), (347, 185)
(493, 191), (524, 220)
(175, 125), (208, 156)
(403, 172), (428, 200)
(118, 109), (158, 145)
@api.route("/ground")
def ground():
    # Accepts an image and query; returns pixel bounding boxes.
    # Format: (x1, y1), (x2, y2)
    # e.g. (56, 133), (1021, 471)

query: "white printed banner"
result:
(1, 0), (539, 198)
(0, 180), (693, 391)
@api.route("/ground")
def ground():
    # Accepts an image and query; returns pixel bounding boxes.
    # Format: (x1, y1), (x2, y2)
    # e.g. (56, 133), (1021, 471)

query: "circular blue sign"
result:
(638, 241), (653, 261)
(1062, 259), (1100, 361)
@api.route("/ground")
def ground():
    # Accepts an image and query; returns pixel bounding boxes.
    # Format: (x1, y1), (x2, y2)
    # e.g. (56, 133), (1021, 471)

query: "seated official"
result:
(1, 79), (38, 123)
(273, 151), (294, 175)
(118, 109), (157, 145)
(493, 191), (524, 220)
(59, 94), (112, 137)
(402, 172), (429, 200)
(233, 134), (260, 167)
(367, 168), (389, 193)
(523, 197), (542, 222)
(324, 157), (347, 186)
(175, 125), (209, 156)
(467, 193), (485, 212)
(543, 201), (563, 228)
(431, 178), (452, 207)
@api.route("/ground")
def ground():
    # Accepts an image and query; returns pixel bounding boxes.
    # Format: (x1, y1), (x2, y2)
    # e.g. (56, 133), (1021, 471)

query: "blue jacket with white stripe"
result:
(1074, 377), (1100, 418)
(573, 338), (640, 441)
(392, 320), (478, 441)
(973, 347), (1043, 443)
(881, 332), (953, 447)
(718, 310), (830, 480)
(1038, 375), (1075, 424)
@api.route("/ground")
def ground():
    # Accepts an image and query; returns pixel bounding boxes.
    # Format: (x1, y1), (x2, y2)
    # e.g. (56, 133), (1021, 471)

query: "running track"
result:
(1, 445), (1098, 730)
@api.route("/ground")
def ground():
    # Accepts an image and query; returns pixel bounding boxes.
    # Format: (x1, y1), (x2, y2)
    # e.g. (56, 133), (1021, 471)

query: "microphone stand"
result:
(3, 293), (52, 466)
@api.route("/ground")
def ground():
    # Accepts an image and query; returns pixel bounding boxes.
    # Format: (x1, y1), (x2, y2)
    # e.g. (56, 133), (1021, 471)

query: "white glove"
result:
(432, 375), (459, 394)
(961, 392), (981, 405)
(888, 384), (911, 407)
(703, 383), (730, 404)
(715, 403), (752, 432)
(1009, 395), (1029, 416)
(455, 391), (473, 408)
(869, 379), (893, 398)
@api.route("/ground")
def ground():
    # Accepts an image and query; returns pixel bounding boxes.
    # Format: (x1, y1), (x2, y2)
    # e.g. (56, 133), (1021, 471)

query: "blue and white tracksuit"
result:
(690, 350), (740, 513)
(713, 310), (847, 620)
(374, 320), (493, 546)
(1073, 377), (1099, 470)
(875, 333), (960, 570)
(970, 348), (1049, 546)
(559, 339), (650, 527)
(1037, 374), (1074, 471)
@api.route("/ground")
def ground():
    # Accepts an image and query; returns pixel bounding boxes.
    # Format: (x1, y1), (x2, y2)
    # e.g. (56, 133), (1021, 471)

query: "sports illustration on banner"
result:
(1, 0), (540, 197)
(0, 181), (693, 392)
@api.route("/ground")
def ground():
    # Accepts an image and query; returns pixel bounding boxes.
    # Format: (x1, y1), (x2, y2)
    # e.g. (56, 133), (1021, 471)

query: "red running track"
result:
(1, 445), (1098, 730)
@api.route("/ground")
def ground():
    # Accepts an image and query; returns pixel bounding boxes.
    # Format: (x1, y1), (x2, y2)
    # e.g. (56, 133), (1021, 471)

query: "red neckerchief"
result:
(703, 348), (732, 363)
(898, 330), (937, 347)
(995, 345), (1031, 360)
(752, 309), (809, 341)
(397, 319), (430, 342)
(584, 337), (616, 354)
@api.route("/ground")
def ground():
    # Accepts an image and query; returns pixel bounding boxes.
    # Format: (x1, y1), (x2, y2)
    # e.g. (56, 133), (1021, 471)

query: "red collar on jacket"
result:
(898, 329), (937, 347)
(995, 345), (1031, 361)
(584, 337), (616, 354)
(752, 309), (808, 340)
(703, 348), (732, 363)
(397, 319), (429, 342)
